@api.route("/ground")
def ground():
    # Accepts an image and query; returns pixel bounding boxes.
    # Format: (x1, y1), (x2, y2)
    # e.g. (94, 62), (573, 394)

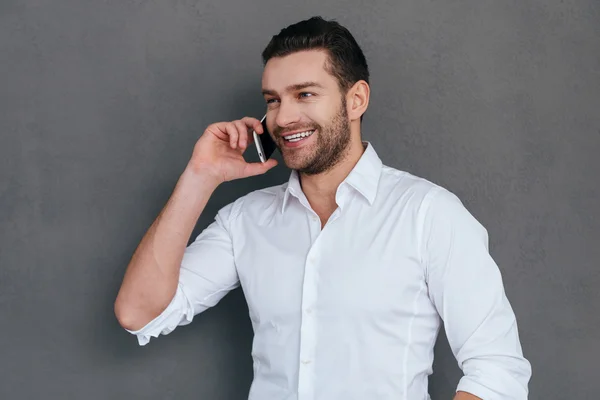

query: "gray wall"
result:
(1, 1), (599, 398)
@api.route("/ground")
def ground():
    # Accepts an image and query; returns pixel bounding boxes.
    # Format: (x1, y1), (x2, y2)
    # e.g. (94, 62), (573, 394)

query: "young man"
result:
(115, 16), (531, 400)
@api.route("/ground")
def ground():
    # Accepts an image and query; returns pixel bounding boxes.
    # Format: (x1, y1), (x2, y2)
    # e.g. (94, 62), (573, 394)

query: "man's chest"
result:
(232, 212), (426, 325)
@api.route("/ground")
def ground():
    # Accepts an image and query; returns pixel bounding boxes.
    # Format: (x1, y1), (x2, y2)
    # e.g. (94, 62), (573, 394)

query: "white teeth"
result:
(284, 130), (315, 141)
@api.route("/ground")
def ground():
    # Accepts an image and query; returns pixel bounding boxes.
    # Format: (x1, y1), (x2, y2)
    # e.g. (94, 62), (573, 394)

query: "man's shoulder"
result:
(378, 163), (448, 204)
(380, 164), (478, 228)
(377, 165), (472, 234)
(221, 181), (287, 221)
(242, 181), (288, 204)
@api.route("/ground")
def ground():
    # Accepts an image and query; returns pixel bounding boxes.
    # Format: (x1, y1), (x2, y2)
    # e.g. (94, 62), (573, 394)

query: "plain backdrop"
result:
(1, 1), (599, 399)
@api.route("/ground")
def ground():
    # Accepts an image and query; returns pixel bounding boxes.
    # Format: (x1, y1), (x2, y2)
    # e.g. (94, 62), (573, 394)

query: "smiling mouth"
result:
(282, 129), (316, 143)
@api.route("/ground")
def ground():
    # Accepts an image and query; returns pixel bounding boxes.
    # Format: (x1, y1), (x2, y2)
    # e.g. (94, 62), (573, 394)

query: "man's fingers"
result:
(241, 116), (262, 131)
(243, 159), (278, 177)
(210, 117), (264, 150)
(253, 121), (263, 134)
(233, 120), (249, 150)
(224, 123), (239, 149)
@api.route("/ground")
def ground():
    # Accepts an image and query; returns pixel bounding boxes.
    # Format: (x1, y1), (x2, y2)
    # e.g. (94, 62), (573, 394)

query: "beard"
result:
(275, 97), (352, 176)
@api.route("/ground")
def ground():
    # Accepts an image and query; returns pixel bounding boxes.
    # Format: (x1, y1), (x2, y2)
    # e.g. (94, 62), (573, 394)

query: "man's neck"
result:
(299, 135), (366, 219)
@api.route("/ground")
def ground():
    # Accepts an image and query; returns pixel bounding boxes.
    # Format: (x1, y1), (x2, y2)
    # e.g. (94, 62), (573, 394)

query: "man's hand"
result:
(188, 116), (278, 183)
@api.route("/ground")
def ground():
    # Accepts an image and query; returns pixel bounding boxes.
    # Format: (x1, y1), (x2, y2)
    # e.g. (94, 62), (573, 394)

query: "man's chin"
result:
(282, 156), (313, 173)
(281, 147), (311, 167)
(282, 159), (305, 172)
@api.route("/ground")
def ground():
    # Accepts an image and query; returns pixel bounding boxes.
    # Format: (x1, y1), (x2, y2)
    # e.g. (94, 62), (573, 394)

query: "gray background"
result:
(1, 0), (599, 399)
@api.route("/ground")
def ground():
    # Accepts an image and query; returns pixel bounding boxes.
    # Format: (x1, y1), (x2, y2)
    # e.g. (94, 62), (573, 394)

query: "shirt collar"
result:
(281, 141), (383, 214)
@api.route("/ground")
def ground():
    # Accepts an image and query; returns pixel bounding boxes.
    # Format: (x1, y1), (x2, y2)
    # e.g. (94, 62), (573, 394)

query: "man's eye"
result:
(299, 92), (314, 98)
(266, 98), (279, 104)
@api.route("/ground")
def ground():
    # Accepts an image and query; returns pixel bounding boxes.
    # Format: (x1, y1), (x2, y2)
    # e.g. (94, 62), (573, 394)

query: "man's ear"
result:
(346, 80), (370, 121)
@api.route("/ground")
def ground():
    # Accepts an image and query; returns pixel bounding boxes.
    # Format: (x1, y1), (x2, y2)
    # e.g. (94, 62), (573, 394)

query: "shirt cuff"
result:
(456, 374), (528, 400)
(124, 287), (193, 346)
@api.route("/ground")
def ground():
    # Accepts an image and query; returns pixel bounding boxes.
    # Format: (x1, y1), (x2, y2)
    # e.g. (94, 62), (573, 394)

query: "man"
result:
(115, 16), (531, 400)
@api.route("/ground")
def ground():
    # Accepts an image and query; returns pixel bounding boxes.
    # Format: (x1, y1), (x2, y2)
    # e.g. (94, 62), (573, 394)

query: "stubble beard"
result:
(281, 98), (352, 176)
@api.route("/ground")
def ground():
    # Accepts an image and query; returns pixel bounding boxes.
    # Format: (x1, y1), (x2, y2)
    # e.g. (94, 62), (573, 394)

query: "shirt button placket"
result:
(297, 229), (319, 400)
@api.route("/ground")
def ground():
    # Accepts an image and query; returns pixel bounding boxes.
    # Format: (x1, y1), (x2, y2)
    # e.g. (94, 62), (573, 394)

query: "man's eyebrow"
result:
(262, 81), (325, 96)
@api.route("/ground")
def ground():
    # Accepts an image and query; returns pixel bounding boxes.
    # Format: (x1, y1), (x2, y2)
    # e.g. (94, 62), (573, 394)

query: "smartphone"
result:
(253, 114), (277, 163)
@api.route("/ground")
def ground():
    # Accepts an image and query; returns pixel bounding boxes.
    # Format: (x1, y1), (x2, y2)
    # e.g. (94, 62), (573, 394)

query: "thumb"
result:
(243, 159), (278, 177)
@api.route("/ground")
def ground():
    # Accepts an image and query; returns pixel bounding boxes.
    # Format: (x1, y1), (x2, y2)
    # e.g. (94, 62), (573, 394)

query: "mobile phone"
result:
(253, 114), (277, 163)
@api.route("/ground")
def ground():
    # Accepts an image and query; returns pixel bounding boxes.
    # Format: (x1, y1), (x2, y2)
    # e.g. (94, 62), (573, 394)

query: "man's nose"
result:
(274, 101), (301, 129)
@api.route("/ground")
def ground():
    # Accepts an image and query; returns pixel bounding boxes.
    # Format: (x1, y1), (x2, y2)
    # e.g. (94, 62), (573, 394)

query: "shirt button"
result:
(305, 308), (312, 314)
(301, 359), (311, 365)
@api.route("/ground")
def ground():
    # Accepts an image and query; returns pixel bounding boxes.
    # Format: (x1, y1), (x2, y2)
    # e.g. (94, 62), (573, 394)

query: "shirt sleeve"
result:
(422, 187), (532, 399)
(124, 199), (241, 346)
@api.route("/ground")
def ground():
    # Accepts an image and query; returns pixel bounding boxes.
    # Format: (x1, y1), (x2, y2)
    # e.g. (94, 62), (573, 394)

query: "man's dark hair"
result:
(262, 16), (370, 120)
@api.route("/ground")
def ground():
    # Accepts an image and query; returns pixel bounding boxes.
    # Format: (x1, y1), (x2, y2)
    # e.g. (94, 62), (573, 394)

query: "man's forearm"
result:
(114, 165), (221, 331)
(454, 391), (482, 400)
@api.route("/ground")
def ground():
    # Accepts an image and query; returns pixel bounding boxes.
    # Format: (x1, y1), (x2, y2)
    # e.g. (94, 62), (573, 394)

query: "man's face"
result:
(261, 50), (352, 175)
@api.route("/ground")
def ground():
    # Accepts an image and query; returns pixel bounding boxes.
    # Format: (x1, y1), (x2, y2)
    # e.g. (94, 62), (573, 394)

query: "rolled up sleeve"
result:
(423, 187), (532, 399)
(125, 199), (241, 346)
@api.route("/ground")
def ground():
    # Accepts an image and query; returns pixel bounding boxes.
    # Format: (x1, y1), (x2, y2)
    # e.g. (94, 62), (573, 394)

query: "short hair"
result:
(262, 16), (370, 120)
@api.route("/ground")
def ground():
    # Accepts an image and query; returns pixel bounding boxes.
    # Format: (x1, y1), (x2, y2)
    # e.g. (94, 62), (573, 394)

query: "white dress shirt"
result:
(126, 141), (531, 399)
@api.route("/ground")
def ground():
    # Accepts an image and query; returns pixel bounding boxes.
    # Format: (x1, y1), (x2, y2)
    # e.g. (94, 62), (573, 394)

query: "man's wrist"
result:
(182, 162), (222, 191)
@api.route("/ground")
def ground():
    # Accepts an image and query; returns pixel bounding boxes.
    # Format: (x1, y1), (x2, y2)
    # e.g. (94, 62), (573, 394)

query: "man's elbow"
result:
(458, 356), (531, 399)
(454, 391), (482, 400)
(114, 299), (155, 332)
